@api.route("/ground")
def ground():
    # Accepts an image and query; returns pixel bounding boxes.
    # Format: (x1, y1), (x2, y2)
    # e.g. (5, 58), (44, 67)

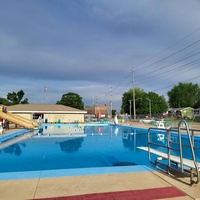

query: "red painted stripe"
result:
(33, 186), (186, 200)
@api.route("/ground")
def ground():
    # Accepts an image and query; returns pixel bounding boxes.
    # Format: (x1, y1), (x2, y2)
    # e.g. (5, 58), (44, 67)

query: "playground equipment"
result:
(0, 122), (3, 134)
(7, 112), (38, 127)
(0, 111), (37, 129)
(0, 105), (38, 130)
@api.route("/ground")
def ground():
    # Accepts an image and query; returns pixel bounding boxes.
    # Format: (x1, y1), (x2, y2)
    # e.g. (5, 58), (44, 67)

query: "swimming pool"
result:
(0, 124), (199, 178)
(0, 124), (151, 173)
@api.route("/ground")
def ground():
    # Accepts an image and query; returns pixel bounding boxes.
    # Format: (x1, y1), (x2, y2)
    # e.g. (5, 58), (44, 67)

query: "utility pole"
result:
(110, 85), (112, 118)
(132, 67), (136, 120)
(92, 97), (94, 106)
(146, 98), (151, 119)
(95, 96), (99, 118)
(44, 85), (47, 104)
(96, 96), (98, 105)
(129, 100), (132, 119)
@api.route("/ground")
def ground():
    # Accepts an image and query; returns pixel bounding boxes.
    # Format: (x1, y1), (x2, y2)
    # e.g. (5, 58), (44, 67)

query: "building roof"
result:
(168, 107), (194, 112)
(7, 104), (87, 114)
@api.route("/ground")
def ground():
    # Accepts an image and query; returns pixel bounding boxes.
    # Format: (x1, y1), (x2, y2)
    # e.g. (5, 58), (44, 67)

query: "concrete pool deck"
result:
(0, 123), (200, 199)
(0, 166), (200, 199)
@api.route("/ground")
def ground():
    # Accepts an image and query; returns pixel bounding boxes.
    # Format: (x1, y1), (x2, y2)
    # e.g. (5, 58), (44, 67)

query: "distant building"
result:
(193, 108), (200, 117)
(168, 107), (193, 118)
(85, 105), (108, 118)
(7, 104), (87, 123)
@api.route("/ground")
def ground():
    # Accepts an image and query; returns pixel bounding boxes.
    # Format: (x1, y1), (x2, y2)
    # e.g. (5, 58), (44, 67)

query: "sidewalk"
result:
(1, 166), (200, 200)
(121, 121), (200, 135)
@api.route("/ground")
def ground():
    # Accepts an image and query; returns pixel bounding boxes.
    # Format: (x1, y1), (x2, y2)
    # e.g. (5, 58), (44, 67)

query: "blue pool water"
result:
(0, 124), (150, 173)
(0, 124), (200, 174)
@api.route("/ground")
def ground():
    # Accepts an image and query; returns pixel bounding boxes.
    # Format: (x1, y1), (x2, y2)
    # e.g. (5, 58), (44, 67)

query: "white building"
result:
(7, 104), (87, 123)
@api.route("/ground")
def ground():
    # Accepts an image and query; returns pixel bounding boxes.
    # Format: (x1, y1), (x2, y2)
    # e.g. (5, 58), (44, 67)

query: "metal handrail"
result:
(177, 120), (199, 184)
(146, 120), (200, 184)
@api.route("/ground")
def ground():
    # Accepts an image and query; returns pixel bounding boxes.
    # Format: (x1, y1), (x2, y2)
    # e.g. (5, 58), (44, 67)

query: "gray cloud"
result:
(0, 0), (200, 110)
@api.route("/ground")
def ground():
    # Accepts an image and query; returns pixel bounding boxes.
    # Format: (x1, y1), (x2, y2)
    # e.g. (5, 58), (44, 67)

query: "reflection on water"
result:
(59, 137), (84, 153)
(0, 143), (26, 156)
(122, 127), (147, 150)
(0, 125), (145, 173)
(114, 127), (119, 135)
(40, 125), (84, 135)
(156, 133), (165, 143)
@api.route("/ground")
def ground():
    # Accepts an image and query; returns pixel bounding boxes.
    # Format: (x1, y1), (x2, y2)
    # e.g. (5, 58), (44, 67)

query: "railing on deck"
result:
(142, 120), (200, 185)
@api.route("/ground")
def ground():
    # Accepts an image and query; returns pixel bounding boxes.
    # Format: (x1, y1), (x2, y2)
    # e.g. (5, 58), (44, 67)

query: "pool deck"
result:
(0, 166), (200, 200)
(1, 123), (200, 199)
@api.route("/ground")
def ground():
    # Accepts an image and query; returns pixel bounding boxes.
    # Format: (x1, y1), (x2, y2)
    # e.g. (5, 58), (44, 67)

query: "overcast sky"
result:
(0, 0), (200, 111)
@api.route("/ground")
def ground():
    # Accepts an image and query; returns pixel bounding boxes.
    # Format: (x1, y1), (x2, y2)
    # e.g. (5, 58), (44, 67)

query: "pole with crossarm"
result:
(132, 67), (136, 120)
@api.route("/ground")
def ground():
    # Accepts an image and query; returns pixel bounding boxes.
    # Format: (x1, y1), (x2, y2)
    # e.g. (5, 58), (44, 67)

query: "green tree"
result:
(167, 82), (200, 108)
(21, 98), (29, 104)
(121, 88), (168, 116)
(57, 92), (84, 110)
(6, 89), (29, 105)
(112, 109), (117, 116)
(0, 97), (13, 106)
(121, 89), (133, 114)
(145, 92), (168, 115)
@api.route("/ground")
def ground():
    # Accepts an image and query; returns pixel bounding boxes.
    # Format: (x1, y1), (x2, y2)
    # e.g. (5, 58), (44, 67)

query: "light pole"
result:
(146, 98), (151, 119)
(129, 100), (132, 119)
(132, 67), (136, 120)
(130, 98), (142, 120)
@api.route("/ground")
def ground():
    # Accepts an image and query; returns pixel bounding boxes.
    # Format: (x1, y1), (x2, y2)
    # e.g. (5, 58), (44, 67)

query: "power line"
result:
(93, 27), (200, 110)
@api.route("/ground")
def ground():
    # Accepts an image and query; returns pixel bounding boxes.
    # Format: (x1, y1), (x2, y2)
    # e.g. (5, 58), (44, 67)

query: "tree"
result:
(0, 97), (13, 106)
(167, 82), (200, 108)
(57, 92), (84, 110)
(145, 92), (168, 115)
(112, 109), (117, 116)
(121, 88), (168, 116)
(21, 98), (29, 104)
(121, 88), (133, 114)
(6, 89), (29, 105)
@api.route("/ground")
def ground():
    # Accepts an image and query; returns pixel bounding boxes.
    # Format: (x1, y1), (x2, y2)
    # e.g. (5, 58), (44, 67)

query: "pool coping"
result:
(0, 165), (156, 180)
(0, 129), (30, 143)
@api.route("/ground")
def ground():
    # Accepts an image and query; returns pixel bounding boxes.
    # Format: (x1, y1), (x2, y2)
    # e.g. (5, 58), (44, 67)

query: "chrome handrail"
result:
(146, 120), (200, 185)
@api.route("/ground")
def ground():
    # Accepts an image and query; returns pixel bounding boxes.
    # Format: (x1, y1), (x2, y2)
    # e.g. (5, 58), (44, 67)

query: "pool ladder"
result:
(141, 120), (200, 185)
